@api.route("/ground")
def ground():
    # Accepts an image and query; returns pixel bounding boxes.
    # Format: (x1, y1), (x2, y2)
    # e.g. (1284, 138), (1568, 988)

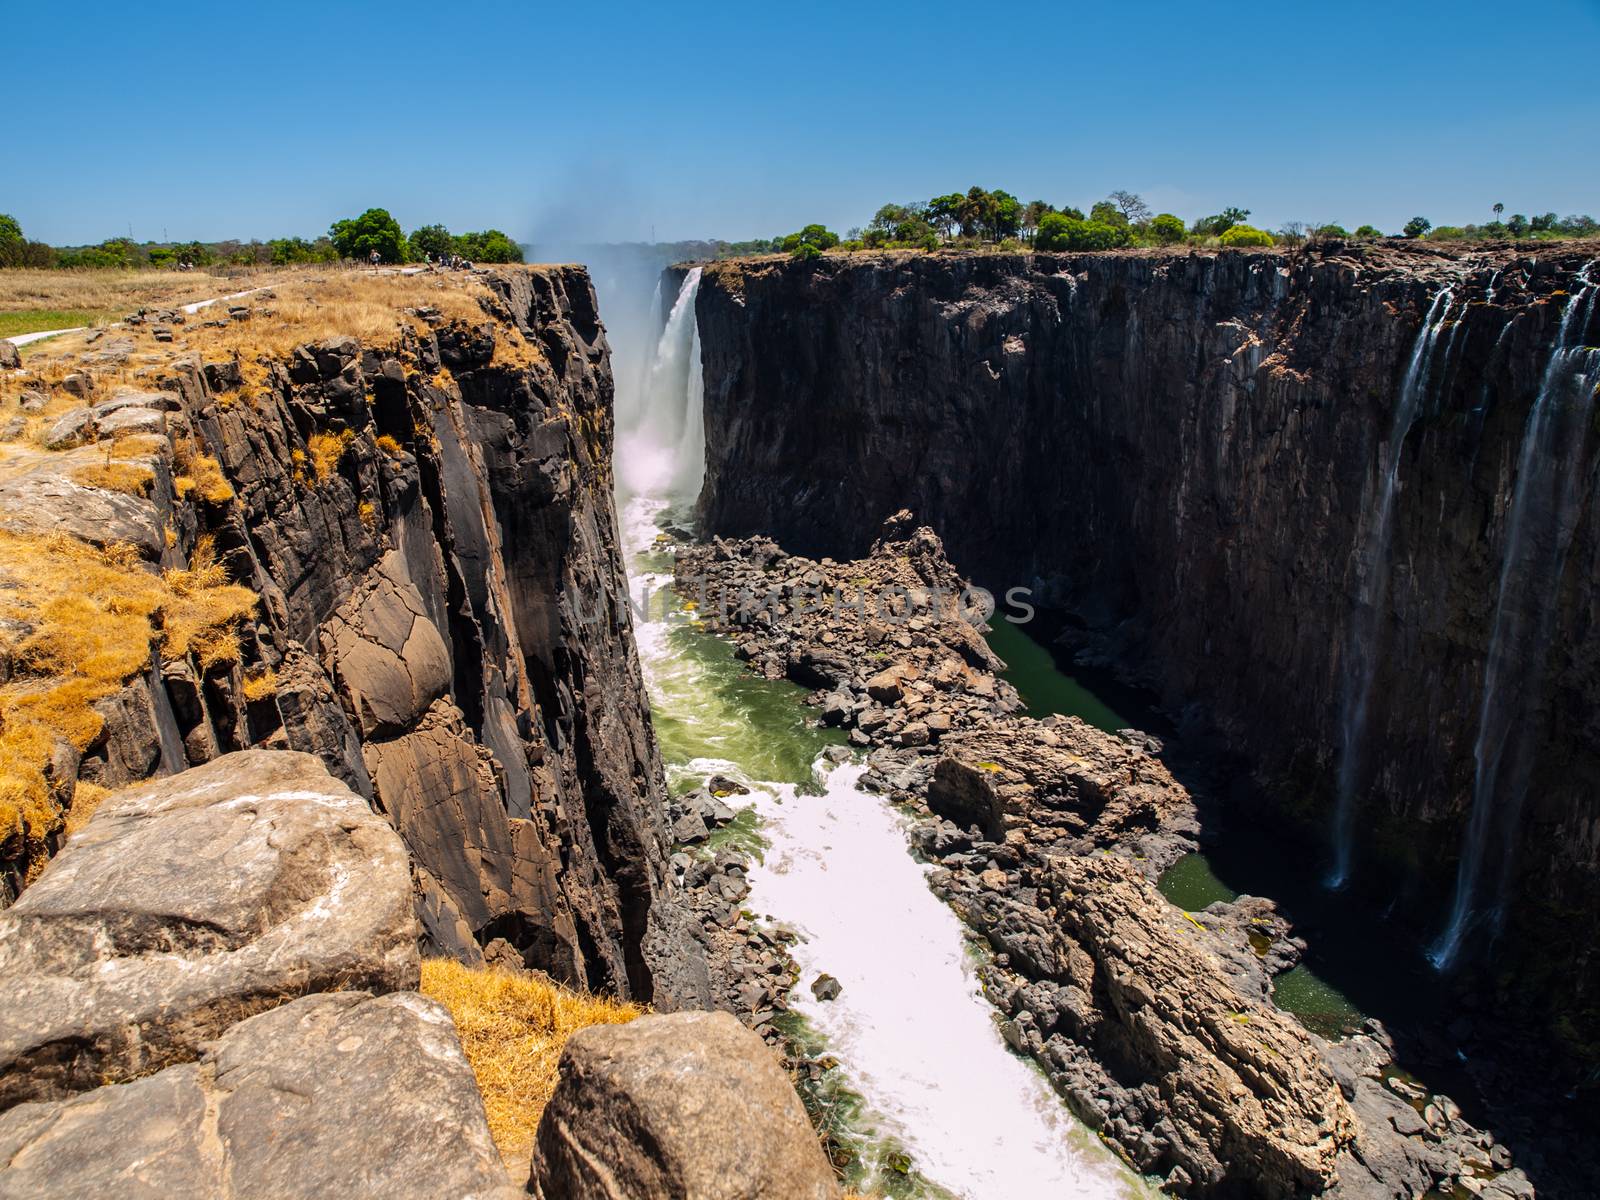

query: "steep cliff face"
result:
(692, 245), (1600, 1050)
(1, 268), (700, 1005)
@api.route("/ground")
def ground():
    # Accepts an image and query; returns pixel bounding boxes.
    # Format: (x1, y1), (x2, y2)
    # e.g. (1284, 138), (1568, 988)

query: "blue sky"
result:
(5, 0), (1597, 247)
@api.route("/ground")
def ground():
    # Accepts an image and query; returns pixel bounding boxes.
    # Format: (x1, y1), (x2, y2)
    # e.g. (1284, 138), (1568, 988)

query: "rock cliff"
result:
(689, 244), (1600, 1061)
(1, 267), (702, 1006)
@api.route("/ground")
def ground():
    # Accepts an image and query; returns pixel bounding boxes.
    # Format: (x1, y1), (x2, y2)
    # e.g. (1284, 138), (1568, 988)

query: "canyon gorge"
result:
(2, 237), (1596, 1200)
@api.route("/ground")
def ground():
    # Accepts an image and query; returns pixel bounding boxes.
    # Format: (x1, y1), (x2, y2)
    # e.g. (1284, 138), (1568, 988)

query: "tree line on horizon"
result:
(0, 208), (524, 271)
(756, 188), (1600, 260)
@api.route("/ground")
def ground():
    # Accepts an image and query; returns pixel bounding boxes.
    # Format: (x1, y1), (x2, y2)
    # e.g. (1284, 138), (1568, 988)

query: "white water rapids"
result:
(612, 268), (1148, 1199)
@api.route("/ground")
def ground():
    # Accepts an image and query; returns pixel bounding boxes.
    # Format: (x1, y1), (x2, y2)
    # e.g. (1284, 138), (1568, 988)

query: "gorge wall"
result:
(687, 244), (1600, 1059)
(1, 267), (704, 1007)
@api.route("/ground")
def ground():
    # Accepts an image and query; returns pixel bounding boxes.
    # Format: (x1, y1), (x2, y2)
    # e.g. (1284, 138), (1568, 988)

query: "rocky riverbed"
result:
(670, 512), (1535, 1200)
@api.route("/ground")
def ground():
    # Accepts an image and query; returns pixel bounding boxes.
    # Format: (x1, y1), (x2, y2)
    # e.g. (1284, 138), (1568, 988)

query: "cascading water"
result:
(613, 270), (1149, 1198)
(1328, 288), (1456, 888)
(617, 267), (705, 502)
(1430, 268), (1600, 970)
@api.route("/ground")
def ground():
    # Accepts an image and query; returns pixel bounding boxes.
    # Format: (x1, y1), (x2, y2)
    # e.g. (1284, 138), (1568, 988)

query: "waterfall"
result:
(1430, 270), (1600, 970)
(617, 267), (705, 503)
(613, 268), (1149, 1197)
(1328, 288), (1456, 888)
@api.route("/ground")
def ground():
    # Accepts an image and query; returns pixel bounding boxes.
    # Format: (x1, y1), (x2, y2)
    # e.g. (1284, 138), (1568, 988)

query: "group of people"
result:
(362, 249), (474, 270)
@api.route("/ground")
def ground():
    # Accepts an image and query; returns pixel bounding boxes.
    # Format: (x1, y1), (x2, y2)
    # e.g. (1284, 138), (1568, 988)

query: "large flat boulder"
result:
(0, 750), (417, 1109)
(530, 1010), (840, 1200)
(0, 991), (521, 1200)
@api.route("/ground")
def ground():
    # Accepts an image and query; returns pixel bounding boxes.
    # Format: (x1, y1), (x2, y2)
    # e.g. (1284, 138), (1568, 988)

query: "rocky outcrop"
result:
(2, 268), (702, 1006)
(0, 750), (415, 1108)
(0, 991), (520, 1200)
(530, 1010), (841, 1200)
(675, 522), (1524, 1198)
(0, 750), (518, 1197)
(689, 243), (1600, 1063)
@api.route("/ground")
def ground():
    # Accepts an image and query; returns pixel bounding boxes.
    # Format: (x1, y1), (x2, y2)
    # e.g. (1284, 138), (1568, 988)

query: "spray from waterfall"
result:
(1430, 268), (1600, 970)
(1328, 288), (1456, 889)
(617, 267), (705, 503)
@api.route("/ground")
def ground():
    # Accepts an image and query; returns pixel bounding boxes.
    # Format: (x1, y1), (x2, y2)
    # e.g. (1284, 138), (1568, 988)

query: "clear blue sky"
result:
(5, 0), (1597, 247)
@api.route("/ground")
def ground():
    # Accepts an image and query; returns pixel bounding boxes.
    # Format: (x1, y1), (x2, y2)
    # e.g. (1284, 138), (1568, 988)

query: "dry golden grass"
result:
(308, 429), (354, 482)
(62, 781), (111, 839)
(0, 532), (258, 849)
(375, 433), (404, 458)
(173, 436), (235, 504)
(0, 266), (317, 335)
(420, 957), (642, 1169)
(241, 667), (277, 703)
(69, 461), (155, 495)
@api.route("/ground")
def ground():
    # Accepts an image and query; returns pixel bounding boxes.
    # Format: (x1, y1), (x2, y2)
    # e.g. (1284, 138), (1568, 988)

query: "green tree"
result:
(1315, 223), (1350, 239)
(1402, 216), (1432, 239)
(268, 236), (337, 264)
(0, 213), (22, 266)
(781, 224), (840, 257)
(1149, 213), (1186, 244)
(1353, 224), (1382, 238)
(409, 224), (455, 261)
(330, 208), (407, 263)
(1191, 207), (1250, 238)
(1492, 202), (1504, 222)
(1089, 200), (1129, 229)
(988, 190), (1022, 241)
(1530, 212), (1557, 232)
(926, 194), (964, 241)
(1021, 200), (1055, 243)
(454, 229), (524, 263)
(1035, 213), (1130, 252)
(1506, 213), (1528, 238)
(1219, 224), (1274, 247)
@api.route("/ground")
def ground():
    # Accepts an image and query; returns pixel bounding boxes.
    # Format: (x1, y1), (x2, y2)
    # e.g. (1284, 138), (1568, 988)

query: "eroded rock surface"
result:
(0, 991), (521, 1200)
(530, 1010), (840, 1200)
(0, 750), (417, 1109)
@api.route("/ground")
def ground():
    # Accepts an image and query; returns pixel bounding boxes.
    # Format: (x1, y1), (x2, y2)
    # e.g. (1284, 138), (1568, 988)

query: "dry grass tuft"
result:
(0, 531), (257, 848)
(70, 461), (155, 495)
(419, 957), (642, 1169)
(62, 781), (111, 839)
(307, 429), (354, 482)
(241, 667), (277, 703)
(173, 437), (234, 504)
(375, 433), (404, 458)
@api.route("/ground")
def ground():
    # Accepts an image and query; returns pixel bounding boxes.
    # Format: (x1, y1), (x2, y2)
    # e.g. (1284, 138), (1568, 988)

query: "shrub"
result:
(1354, 225), (1382, 238)
(1219, 224), (1275, 248)
(1036, 213), (1132, 252)
(1402, 216), (1432, 239)
(1150, 213), (1186, 244)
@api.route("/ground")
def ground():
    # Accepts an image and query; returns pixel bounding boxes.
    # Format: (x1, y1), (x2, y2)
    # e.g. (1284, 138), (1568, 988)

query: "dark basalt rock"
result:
(689, 243), (1600, 1080)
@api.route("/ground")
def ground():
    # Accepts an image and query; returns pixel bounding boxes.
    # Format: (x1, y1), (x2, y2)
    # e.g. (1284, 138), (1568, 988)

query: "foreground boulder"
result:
(530, 1010), (840, 1200)
(0, 750), (417, 1108)
(0, 991), (520, 1200)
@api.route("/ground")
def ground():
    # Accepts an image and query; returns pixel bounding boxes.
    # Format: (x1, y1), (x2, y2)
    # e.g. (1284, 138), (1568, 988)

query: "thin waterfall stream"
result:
(1431, 266), (1600, 969)
(1328, 287), (1456, 888)
(612, 271), (1152, 1199)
